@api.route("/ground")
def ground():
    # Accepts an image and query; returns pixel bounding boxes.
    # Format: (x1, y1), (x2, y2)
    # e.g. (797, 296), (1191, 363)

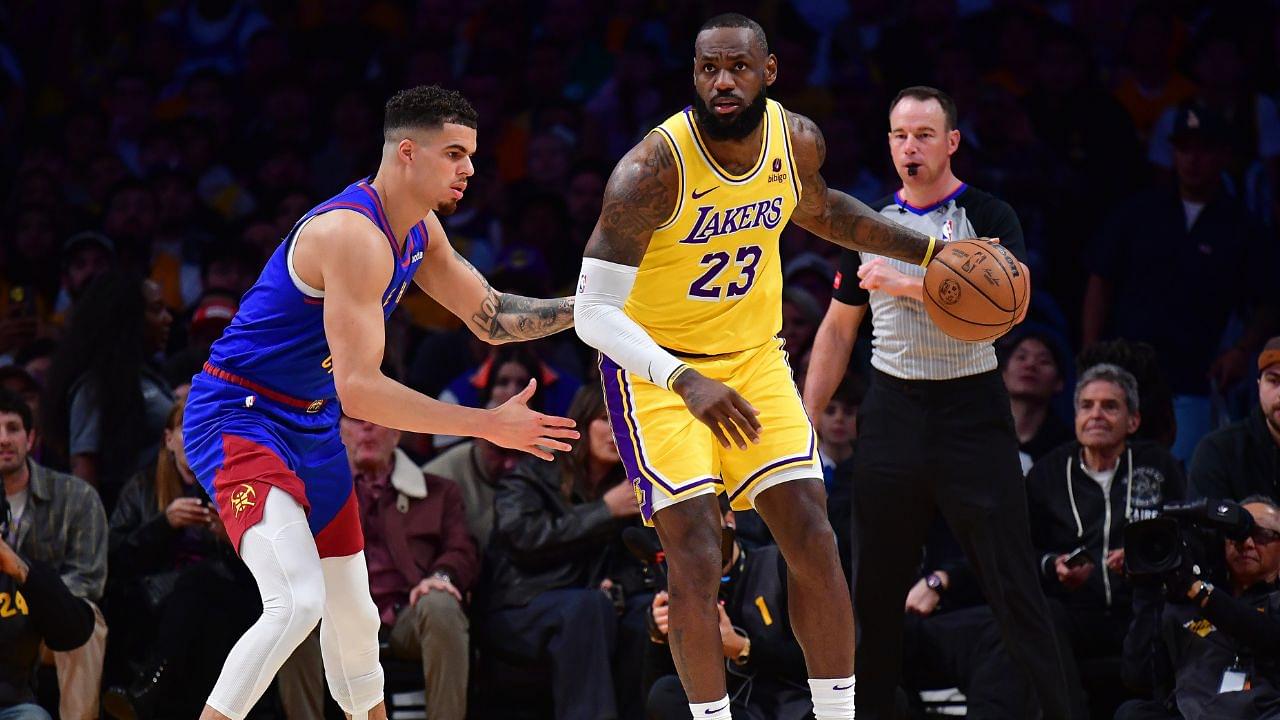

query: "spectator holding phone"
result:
(1027, 364), (1186, 717)
(102, 397), (222, 683)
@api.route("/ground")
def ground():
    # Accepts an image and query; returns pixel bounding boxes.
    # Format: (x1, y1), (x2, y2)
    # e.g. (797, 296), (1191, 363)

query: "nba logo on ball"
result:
(938, 279), (961, 305)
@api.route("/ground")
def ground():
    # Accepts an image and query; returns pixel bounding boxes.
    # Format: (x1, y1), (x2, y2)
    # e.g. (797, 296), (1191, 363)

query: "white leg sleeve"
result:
(206, 489), (326, 720)
(319, 551), (385, 717)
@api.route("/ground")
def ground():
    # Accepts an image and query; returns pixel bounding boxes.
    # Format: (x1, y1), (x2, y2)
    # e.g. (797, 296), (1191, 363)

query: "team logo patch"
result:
(230, 483), (258, 517)
(772, 158), (782, 172)
(306, 399), (325, 413)
(938, 278), (961, 305)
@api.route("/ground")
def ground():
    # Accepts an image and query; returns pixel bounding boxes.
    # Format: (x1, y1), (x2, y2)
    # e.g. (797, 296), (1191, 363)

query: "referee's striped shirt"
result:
(832, 184), (1027, 381)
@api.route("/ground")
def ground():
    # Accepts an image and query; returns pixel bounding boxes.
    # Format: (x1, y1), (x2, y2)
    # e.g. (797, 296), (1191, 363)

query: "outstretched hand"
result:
(485, 379), (579, 461)
(672, 369), (762, 450)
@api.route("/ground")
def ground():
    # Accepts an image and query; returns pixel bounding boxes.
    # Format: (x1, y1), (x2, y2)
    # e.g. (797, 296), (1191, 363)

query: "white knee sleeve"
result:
(319, 551), (385, 716)
(207, 490), (326, 720)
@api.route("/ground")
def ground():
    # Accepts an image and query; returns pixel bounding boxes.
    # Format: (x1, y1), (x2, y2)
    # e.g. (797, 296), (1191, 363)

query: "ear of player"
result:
(923, 239), (1028, 342)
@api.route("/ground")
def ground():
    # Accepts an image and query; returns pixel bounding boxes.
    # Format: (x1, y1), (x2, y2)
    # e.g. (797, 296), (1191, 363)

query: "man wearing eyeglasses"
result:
(1118, 497), (1280, 720)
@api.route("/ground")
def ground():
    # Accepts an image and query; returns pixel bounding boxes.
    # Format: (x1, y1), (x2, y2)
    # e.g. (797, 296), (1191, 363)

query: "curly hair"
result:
(383, 85), (478, 138)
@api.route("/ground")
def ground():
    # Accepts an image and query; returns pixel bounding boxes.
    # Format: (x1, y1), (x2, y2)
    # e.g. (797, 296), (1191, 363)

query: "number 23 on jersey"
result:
(688, 245), (763, 301)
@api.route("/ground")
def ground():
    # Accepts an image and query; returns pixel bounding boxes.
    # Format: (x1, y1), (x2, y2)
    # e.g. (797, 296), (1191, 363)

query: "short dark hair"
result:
(698, 13), (769, 55)
(890, 86), (959, 132)
(0, 388), (33, 433)
(383, 85), (478, 138)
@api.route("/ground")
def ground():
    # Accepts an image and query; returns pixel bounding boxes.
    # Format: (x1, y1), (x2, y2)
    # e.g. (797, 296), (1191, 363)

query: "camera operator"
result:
(645, 502), (809, 720)
(1118, 497), (1280, 719)
(1027, 363), (1186, 716)
(1, 483), (96, 719)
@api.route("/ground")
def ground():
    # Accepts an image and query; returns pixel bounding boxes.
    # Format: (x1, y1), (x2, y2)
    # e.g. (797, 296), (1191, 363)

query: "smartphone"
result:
(1063, 546), (1092, 568)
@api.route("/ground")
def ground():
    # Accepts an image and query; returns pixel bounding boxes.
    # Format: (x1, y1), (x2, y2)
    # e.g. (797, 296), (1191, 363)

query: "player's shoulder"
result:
(302, 204), (386, 247)
(869, 192), (897, 213)
(784, 109), (824, 168)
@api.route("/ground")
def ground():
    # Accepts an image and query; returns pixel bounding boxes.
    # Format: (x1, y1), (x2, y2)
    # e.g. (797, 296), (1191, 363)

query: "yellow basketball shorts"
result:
(599, 337), (821, 524)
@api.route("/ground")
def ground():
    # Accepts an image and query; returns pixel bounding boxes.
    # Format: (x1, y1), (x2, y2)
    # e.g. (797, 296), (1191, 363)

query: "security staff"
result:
(804, 86), (1081, 719)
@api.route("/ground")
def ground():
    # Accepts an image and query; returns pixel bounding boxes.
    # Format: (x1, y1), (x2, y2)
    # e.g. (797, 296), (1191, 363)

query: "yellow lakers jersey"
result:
(624, 99), (802, 356)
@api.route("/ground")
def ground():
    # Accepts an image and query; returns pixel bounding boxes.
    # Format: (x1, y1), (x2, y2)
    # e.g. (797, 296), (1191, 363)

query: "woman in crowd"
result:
(41, 270), (174, 511)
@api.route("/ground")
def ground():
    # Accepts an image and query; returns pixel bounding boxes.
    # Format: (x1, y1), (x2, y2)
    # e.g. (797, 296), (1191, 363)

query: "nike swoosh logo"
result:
(691, 186), (719, 199)
(832, 683), (854, 691)
(705, 705), (728, 715)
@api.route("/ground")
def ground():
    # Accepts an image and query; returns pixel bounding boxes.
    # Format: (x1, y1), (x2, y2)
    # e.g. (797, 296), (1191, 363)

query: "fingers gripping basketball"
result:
(922, 240), (1028, 342)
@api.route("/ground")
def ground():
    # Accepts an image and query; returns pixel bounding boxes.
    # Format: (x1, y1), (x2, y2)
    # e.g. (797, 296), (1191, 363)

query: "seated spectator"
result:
(483, 383), (651, 720)
(999, 327), (1072, 472)
(1078, 339), (1177, 449)
(1189, 337), (1280, 502)
(434, 343), (579, 450)
(102, 398), (221, 682)
(1118, 497), (1280, 719)
(780, 286), (821, 361)
(1, 500), (96, 720)
(1027, 363), (1186, 718)
(421, 425), (522, 554)
(339, 413), (478, 720)
(51, 231), (115, 326)
(0, 389), (107, 720)
(41, 271), (175, 511)
(162, 291), (238, 390)
(646, 503), (810, 720)
(815, 373), (861, 485)
(899, 521), (1042, 719)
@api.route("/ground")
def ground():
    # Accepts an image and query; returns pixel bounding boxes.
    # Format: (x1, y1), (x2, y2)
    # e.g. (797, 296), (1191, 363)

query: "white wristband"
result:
(574, 257), (687, 388)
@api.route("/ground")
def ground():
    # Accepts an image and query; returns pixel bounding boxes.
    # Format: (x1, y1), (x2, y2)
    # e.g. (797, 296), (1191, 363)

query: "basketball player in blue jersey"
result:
(574, 14), (978, 720)
(182, 86), (579, 720)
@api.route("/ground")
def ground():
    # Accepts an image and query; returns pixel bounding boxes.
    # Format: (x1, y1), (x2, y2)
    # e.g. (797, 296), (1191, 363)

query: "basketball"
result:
(922, 240), (1028, 342)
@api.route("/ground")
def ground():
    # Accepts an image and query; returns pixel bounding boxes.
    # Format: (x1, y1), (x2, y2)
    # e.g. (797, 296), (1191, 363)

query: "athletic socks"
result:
(809, 675), (856, 720)
(689, 694), (733, 719)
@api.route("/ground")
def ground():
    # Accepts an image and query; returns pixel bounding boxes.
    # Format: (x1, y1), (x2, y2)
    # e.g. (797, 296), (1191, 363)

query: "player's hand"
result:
(904, 576), (942, 616)
(410, 574), (462, 605)
(651, 591), (670, 636)
(1055, 554), (1094, 591)
(857, 258), (922, 299)
(486, 379), (579, 461)
(166, 497), (213, 529)
(602, 481), (641, 518)
(672, 369), (761, 450)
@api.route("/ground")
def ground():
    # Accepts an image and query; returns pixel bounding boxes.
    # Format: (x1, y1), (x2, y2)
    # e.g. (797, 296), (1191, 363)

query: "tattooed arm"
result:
(576, 133), (762, 448)
(415, 212), (574, 344)
(788, 111), (939, 265)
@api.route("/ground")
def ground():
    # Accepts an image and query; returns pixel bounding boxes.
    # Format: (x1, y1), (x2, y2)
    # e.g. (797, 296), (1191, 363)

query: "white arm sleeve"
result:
(574, 257), (686, 389)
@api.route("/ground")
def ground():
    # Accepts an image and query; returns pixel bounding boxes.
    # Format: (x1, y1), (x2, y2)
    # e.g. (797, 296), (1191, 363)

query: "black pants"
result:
(485, 588), (625, 720)
(902, 605), (1035, 719)
(851, 369), (1083, 720)
(1114, 699), (1180, 719)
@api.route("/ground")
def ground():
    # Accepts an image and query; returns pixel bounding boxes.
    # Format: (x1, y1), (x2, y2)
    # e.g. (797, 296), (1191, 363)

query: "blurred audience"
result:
(1190, 336), (1280, 503)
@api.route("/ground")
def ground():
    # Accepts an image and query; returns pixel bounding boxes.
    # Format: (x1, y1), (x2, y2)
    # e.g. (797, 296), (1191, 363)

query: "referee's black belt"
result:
(870, 367), (1002, 392)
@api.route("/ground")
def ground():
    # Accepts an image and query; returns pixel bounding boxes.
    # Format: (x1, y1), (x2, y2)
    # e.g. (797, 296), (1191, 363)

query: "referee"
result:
(803, 87), (1082, 719)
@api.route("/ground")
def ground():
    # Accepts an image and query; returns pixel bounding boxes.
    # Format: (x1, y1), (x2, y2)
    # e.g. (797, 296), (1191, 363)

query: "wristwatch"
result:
(925, 573), (945, 593)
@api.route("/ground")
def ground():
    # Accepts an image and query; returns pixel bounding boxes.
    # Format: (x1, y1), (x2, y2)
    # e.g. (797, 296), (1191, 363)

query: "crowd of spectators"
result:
(3, 0), (1280, 718)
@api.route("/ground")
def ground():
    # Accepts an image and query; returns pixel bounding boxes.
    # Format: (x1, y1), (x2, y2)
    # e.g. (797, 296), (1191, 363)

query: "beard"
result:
(435, 198), (459, 216)
(692, 86), (768, 142)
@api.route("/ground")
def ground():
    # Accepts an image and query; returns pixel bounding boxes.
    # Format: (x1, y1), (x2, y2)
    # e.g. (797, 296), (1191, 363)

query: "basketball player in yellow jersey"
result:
(574, 14), (975, 720)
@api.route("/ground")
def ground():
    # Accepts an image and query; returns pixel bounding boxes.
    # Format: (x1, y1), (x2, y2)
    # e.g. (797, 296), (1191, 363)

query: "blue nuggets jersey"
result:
(206, 178), (427, 408)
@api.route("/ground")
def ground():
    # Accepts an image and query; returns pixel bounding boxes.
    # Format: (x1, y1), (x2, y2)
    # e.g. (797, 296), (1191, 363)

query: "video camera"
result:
(1124, 499), (1255, 578)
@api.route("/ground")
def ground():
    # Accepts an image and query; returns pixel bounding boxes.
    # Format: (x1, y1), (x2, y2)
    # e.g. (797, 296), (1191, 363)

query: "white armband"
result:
(574, 258), (687, 389)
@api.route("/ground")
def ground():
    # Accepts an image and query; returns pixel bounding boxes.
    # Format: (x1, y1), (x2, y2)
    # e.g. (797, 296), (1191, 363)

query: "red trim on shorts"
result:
(212, 434), (311, 553)
(313, 490), (364, 558)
